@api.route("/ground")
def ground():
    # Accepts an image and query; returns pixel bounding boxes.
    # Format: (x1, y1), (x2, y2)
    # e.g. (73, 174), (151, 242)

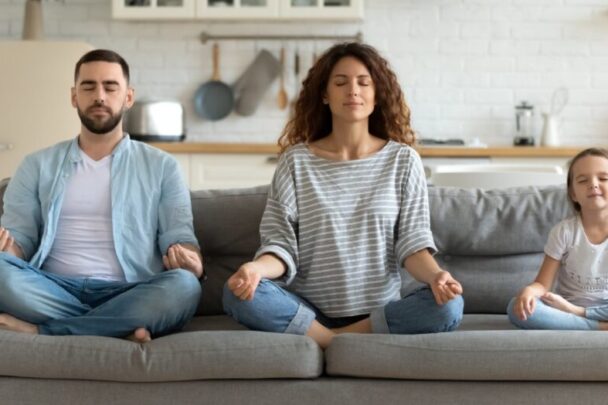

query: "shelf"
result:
(148, 142), (586, 158)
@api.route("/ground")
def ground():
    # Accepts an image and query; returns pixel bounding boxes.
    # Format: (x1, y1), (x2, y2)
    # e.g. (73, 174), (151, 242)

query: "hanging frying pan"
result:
(194, 43), (234, 121)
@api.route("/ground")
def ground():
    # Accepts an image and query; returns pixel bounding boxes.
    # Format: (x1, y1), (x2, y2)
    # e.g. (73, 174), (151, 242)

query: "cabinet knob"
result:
(0, 143), (14, 151)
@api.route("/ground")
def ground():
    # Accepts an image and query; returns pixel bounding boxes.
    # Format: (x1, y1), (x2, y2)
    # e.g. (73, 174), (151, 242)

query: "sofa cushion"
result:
(0, 327), (322, 382)
(422, 185), (571, 314)
(191, 186), (269, 316)
(402, 253), (542, 313)
(428, 185), (571, 255)
(326, 314), (608, 381)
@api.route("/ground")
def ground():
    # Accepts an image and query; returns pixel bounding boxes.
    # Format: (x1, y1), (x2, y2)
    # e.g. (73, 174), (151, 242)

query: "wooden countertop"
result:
(149, 142), (585, 158)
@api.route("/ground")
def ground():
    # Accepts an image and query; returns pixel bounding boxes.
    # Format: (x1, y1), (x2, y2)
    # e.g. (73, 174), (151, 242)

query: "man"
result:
(0, 49), (203, 343)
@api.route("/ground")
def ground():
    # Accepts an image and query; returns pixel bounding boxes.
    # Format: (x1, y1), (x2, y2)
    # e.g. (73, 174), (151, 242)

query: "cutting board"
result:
(0, 41), (94, 179)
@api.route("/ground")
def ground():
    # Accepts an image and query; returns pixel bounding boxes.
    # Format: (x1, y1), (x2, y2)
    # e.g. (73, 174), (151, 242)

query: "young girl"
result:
(222, 42), (463, 348)
(509, 147), (608, 330)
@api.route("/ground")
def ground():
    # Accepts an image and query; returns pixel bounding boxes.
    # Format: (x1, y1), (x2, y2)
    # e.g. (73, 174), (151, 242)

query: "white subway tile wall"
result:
(2, 0), (608, 146)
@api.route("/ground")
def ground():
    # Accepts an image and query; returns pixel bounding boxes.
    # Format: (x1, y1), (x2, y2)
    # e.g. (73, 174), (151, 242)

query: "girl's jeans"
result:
(223, 279), (464, 335)
(0, 252), (201, 337)
(507, 297), (607, 330)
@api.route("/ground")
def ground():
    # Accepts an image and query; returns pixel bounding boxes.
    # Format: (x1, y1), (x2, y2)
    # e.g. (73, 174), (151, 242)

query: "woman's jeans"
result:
(507, 297), (606, 330)
(0, 252), (202, 337)
(223, 279), (464, 335)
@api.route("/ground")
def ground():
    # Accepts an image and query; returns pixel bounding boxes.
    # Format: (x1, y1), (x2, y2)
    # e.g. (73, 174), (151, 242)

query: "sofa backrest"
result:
(425, 185), (571, 313)
(0, 179), (571, 316)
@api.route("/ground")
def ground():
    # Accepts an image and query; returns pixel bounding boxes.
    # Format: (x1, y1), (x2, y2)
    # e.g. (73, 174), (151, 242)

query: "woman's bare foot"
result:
(0, 313), (38, 334)
(126, 327), (151, 343)
(541, 292), (585, 317)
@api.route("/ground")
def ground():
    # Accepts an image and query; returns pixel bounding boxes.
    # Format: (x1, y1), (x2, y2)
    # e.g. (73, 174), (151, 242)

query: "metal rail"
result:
(200, 31), (363, 43)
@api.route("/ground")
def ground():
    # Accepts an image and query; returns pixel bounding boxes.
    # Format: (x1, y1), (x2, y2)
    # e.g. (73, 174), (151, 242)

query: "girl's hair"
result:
(278, 42), (415, 152)
(567, 147), (608, 212)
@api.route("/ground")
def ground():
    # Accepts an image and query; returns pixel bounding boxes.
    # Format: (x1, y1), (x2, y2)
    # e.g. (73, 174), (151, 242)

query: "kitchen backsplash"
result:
(2, 0), (608, 146)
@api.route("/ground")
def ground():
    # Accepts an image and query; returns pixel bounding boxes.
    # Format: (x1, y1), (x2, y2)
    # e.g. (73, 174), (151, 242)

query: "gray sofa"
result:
(2, 177), (608, 405)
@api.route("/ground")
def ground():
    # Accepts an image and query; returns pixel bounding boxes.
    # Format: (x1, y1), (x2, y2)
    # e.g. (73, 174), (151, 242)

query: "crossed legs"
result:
(0, 254), (201, 341)
(223, 280), (464, 349)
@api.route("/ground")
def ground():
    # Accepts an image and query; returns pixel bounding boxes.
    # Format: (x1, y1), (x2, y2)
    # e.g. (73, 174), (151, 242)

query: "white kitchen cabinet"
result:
(279, 0), (363, 20)
(195, 0), (279, 19)
(173, 153), (277, 190)
(172, 153), (191, 186)
(112, 0), (196, 20)
(422, 157), (491, 180)
(113, 0), (363, 20)
(0, 41), (94, 180)
(491, 157), (570, 171)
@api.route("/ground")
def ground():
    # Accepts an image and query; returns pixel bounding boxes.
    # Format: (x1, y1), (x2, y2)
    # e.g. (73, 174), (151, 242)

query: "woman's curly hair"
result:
(278, 42), (415, 152)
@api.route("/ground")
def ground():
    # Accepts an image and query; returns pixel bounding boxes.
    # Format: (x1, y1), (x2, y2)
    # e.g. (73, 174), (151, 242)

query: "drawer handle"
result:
(0, 143), (14, 151)
(266, 156), (278, 164)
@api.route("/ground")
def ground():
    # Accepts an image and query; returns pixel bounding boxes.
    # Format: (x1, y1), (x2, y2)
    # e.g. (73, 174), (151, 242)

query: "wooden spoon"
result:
(277, 47), (288, 110)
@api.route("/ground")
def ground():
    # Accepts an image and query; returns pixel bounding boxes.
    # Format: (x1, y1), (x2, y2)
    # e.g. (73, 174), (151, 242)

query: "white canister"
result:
(540, 112), (560, 147)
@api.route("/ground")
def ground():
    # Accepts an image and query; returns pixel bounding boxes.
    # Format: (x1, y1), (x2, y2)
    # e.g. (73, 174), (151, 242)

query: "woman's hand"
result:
(430, 270), (463, 305)
(513, 287), (537, 321)
(227, 261), (263, 301)
(163, 244), (204, 279)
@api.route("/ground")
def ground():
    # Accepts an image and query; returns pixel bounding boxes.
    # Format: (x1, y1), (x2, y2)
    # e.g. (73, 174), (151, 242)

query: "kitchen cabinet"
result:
(112, 0), (196, 19)
(172, 153), (277, 189)
(195, 0), (279, 19)
(112, 0), (363, 20)
(151, 143), (584, 190)
(279, 0), (363, 20)
(0, 41), (94, 180)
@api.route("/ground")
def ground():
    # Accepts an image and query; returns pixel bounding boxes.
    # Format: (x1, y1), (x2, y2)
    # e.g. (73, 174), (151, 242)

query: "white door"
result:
(0, 41), (94, 180)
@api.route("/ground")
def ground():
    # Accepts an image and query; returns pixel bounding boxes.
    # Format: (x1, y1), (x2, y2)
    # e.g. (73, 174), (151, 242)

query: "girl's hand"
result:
(227, 261), (263, 301)
(513, 287), (537, 321)
(430, 270), (463, 305)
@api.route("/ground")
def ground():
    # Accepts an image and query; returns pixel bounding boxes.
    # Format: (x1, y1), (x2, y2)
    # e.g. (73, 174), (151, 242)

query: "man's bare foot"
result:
(126, 327), (151, 343)
(541, 292), (585, 317)
(0, 313), (38, 334)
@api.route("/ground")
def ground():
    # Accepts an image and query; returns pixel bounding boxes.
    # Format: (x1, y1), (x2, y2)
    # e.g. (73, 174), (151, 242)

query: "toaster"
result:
(124, 100), (185, 142)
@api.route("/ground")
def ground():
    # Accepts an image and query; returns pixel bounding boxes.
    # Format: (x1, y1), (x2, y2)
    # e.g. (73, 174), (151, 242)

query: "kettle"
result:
(513, 101), (535, 146)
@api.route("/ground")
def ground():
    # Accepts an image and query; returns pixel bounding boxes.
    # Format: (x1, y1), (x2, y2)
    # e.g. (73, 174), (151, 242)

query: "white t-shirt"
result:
(42, 150), (125, 281)
(545, 216), (608, 307)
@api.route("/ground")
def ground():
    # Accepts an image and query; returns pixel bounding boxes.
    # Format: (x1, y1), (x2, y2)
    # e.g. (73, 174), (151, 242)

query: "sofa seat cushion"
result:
(326, 314), (608, 381)
(0, 327), (322, 382)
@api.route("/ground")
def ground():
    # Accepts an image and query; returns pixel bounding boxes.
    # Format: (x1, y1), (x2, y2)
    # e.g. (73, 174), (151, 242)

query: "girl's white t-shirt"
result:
(546, 215), (608, 307)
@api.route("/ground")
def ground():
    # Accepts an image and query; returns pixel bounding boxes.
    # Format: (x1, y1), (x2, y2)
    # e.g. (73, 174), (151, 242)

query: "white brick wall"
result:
(2, 0), (608, 146)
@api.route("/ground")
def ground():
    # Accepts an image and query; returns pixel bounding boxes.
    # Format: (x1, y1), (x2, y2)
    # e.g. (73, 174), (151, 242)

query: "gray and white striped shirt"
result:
(255, 141), (436, 317)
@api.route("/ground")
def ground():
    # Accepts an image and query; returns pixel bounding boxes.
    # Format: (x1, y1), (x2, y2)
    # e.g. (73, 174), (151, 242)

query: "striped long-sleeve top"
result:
(255, 141), (436, 317)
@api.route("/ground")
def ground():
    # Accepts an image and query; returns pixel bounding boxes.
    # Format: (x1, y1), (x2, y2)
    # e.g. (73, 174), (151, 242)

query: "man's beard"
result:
(77, 104), (124, 135)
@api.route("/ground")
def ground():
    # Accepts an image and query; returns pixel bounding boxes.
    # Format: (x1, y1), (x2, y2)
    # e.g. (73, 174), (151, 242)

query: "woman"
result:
(223, 42), (463, 348)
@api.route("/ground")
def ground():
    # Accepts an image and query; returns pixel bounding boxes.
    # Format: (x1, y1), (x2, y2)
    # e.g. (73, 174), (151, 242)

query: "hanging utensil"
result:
(550, 87), (569, 116)
(233, 49), (280, 116)
(194, 43), (234, 121)
(277, 46), (288, 110)
(289, 49), (300, 117)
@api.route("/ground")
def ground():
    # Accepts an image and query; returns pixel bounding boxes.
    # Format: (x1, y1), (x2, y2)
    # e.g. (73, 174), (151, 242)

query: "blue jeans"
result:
(0, 252), (201, 337)
(507, 297), (601, 330)
(223, 279), (463, 335)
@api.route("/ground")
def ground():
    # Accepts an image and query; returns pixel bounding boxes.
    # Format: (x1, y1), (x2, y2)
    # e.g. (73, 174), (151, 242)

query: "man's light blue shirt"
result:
(0, 135), (199, 282)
